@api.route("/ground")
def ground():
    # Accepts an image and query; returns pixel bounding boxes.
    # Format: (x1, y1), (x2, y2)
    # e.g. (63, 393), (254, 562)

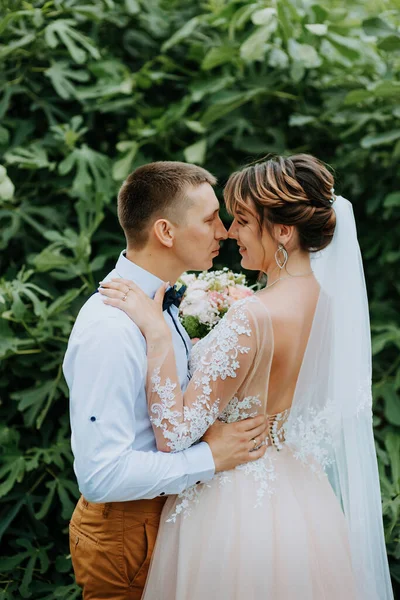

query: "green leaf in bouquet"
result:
(179, 315), (209, 340)
(45, 19), (100, 64)
(45, 61), (90, 100)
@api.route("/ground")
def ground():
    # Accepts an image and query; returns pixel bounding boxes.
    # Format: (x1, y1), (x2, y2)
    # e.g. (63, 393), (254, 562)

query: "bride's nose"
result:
(228, 222), (238, 239)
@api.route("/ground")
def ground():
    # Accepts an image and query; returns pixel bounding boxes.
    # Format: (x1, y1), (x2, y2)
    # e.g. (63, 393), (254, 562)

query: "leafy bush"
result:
(1, 0), (399, 597)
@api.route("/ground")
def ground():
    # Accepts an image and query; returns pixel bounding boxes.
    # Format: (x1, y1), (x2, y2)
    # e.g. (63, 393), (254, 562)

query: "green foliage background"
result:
(1, 0), (399, 597)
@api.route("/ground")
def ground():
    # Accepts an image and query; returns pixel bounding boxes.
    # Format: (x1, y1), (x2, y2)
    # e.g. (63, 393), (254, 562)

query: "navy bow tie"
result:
(162, 285), (187, 312)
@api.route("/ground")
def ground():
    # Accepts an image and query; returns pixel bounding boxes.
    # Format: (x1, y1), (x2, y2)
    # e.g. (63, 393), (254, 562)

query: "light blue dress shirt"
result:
(63, 251), (215, 503)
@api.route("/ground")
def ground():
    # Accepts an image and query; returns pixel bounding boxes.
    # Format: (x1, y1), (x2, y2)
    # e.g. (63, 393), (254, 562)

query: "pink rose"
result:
(208, 291), (225, 308)
(227, 285), (253, 304)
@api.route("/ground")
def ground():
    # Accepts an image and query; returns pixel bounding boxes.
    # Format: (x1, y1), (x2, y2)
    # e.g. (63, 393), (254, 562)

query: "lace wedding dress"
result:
(141, 197), (393, 600)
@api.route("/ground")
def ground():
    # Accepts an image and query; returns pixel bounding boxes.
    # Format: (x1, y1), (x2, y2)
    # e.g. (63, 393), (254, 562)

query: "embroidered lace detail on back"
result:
(167, 407), (290, 522)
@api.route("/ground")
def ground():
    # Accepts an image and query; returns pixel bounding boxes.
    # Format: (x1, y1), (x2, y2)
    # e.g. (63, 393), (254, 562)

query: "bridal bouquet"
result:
(178, 268), (254, 341)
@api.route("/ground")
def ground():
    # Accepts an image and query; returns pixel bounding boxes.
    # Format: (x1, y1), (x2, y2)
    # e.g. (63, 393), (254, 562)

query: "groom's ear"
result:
(153, 218), (175, 248)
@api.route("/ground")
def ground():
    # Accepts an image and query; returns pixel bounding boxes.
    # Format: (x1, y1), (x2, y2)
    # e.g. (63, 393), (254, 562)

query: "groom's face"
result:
(173, 182), (228, 271)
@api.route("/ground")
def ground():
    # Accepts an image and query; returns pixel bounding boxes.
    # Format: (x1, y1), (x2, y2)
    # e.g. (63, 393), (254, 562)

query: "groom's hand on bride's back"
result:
(202, 415), (269, 473)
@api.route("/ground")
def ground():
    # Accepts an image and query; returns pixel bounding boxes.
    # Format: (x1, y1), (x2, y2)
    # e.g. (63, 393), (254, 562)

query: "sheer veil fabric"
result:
(141, 196), (393, 599)
(294, 195), (393, 598)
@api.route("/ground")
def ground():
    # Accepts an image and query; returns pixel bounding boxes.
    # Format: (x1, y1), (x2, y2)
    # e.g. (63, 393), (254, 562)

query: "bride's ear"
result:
(153, 218), (175, 248)
(275, 224), (296, 249)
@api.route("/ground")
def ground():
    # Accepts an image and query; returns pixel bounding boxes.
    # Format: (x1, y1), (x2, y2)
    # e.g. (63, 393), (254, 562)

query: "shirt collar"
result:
(114, 251), (164, 298)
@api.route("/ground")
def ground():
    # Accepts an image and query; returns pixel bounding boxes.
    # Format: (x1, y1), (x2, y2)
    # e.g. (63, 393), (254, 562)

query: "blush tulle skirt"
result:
(142, 447), (358, 600)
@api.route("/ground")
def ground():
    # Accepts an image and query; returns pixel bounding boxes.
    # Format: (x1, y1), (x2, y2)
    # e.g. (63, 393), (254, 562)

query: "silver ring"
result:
(252, 438), (258, 449)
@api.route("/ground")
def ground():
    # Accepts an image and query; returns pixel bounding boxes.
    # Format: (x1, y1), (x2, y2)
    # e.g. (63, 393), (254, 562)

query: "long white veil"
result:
(286, 196), (393, 599)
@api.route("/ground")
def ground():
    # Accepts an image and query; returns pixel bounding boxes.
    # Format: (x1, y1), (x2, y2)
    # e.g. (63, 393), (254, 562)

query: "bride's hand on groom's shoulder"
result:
(98, 278), (169, 339)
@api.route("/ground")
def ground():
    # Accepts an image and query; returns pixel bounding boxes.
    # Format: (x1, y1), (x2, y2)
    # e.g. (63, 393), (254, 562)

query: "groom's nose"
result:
(216, 217), (228, 240)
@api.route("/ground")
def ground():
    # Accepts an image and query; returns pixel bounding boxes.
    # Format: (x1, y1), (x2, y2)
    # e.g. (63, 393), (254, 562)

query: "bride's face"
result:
(227, 202), (276, 272)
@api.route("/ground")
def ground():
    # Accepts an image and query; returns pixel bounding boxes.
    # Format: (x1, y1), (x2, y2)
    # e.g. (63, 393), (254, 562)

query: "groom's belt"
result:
(80, 495), (166, 516)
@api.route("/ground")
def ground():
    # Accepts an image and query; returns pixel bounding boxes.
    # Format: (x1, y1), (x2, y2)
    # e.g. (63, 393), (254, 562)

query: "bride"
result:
(99, 154), (393, 599)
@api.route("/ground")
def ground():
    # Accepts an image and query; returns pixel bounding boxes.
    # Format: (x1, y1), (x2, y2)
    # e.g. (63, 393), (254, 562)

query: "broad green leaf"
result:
(112, 142), (138, 181)
(4, 144), (53, 170)
(183, 139), (206, 164)
(383, 387), (400, 427)
(241, 24), (276, 62)
(202, 46), (234, 70)
(305, 23), (327, 36)
(384, 192), (400, 208)
(201, 89), (263, 125)
(361, 129), (400, 149)
(268, 46), (289, 68)
(45, 19), (100, 64)
(0, 33), (35, 59)
(45, 61), (90, 100)
(363, 17), (395, 38)
(125, 0), (140, 15)
(251, 8), (276, 26)
(289, 114), (316, 126)
(288, 39), (322, 68)
(344, 89), (371, 105)
(162, 17), (200, 52)
(378, 35), (400, 52)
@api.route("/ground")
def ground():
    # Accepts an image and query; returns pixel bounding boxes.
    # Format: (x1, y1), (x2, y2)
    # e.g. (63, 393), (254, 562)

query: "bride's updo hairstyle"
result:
(224, 154), (336, 252)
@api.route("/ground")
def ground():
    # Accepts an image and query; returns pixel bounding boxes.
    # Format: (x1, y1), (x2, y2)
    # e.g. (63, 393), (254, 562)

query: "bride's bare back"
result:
(258, 276), (321, 416)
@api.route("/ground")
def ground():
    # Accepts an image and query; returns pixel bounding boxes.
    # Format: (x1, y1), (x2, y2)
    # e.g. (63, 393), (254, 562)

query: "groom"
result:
(63, 161), (269, 599)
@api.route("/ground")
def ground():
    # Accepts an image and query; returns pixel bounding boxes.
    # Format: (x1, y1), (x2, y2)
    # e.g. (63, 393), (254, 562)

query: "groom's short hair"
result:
(118, 161), (217, 249)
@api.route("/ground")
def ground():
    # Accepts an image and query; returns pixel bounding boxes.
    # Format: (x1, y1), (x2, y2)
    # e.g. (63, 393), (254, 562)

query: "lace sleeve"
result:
(146, 297), (270, 452)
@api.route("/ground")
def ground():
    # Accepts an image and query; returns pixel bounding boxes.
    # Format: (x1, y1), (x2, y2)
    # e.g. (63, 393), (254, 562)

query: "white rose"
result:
(190, 280), (209, 291)
(180, 273), (196, 286)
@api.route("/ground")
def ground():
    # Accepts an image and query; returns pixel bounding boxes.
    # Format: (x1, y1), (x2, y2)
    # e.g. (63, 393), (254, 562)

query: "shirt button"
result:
(160, 492), (165, 496)
(90, 416), (96, 422)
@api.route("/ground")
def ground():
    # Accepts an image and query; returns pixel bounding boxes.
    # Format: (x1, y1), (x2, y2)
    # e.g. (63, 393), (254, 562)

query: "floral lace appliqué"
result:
(284, 401), (335, 473)
(150, 299), (254, 453)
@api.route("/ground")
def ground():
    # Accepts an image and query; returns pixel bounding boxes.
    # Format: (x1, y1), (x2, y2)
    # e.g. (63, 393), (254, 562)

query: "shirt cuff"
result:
(183, 441), (215, 488)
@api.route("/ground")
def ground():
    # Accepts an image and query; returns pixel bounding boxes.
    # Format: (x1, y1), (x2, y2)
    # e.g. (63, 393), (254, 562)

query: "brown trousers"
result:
(69, 495), (167, 599)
